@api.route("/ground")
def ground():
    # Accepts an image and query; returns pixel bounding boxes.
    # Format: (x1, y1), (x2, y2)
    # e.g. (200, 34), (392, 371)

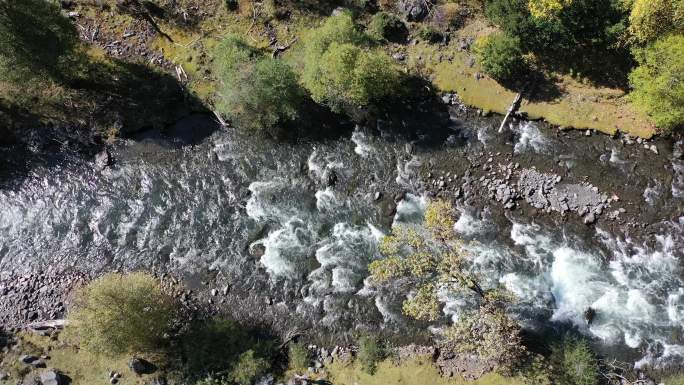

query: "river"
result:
(0, 110), (682, 367)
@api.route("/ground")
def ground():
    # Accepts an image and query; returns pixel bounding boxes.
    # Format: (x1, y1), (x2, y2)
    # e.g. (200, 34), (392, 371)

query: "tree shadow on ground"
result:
(505, 67), (564, 103)
(68, 57), (208, 137)
(177, 316), (286, 381)
(360, 75), (454, 147)
(533, 47), (634, 91)
(276, 98), (356, 142)
(279, 0), (344, 16)
(0, 0), (80, 84)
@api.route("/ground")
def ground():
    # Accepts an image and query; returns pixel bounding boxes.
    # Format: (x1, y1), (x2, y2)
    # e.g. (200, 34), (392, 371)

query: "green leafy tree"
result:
(302, 12), (400, 112)
(214, 35), (303, 132)
(628, 34), (684, 131)
(443, 292), (526, 375)
(474, 33), (528, 83)
(67, 272), (176, 356)
(0, 0), (81, 83)
(628, 0), (684, 43)
(369, 199), (525, 372)
(357, 335), (384, 375)
(550, 337), (598, 385)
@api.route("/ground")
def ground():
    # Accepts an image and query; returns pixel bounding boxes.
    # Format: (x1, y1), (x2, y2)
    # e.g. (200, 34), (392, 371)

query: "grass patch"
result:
(325, 357), (528, 385)
(0, 332), (169, 385)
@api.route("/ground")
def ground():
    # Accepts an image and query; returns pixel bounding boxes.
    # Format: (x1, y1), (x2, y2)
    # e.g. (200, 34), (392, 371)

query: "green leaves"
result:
(473, 33), (528, 83)
(550, 337), (598, 385)
(68, 272), (176, 356)
(628, 34), (684, 131)
(214, 35), (303, 133)
(301, 12), (400, 112)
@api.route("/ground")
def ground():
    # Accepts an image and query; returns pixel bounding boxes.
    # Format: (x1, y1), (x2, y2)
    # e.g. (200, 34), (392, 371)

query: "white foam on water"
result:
(307, 148), (345, 183)
(513, 122), (549, 154)
(395, 155), (422, 187)
(253, 217), (315, 279)
(351, 128), (375, 158)
(643, 180), (664, 206)
(312, 222), (381, 293)
(392, 193), (427, 225)
(487, 220), (684, 365)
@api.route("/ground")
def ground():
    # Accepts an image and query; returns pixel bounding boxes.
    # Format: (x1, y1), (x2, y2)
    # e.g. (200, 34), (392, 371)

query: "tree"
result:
(550, 337), (598, 385)
(628, 0), (684, 43)
(443, 294), (526, 375)
(67, 272), (176, 356)
(628, 34), (684, 131)
(302, 12), (401, 112)
(0, 0), (80, 84)
(474, 33), (528, 83)
(369, 199), (525, 372)
(214, 35), (303, 132)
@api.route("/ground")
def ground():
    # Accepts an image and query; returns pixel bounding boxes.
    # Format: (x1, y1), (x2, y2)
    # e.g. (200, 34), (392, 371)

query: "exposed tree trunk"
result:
(498, 93), (522, 133)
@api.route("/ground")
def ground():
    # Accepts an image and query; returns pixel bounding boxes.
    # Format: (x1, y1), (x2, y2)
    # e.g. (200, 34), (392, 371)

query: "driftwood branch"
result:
(25, 319), (68, 331)
(498, 93), (522, 133)
(272, 37), (298, 58)
(212, 110), (227, 127)
(277, 327), (310, 350)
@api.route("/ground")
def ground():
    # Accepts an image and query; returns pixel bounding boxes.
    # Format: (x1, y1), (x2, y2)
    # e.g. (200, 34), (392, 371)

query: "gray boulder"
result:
(40, 370), (61, 385)
(399, 0), (429, 21)
(129, 358), (156, 375)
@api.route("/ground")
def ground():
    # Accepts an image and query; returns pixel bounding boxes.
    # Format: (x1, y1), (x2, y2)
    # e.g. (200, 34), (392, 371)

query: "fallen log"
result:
(498, 93), (522, 133)
(272, 37), (298, 58)
(25, 319), (68, 331)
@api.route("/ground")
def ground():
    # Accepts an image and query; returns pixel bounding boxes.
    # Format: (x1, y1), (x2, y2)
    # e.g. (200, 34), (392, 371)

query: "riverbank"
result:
(2, 0), (658, 146)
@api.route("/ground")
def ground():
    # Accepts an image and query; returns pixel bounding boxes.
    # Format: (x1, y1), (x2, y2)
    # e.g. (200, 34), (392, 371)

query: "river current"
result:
(1, 113), (683, 367)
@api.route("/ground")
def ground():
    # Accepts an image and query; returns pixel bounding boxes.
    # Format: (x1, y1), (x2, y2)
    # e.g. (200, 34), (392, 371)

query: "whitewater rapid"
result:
(1, 117), (682, 366)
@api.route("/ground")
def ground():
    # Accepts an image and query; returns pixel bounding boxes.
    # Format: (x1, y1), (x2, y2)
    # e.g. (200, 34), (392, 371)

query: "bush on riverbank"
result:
(628, 34), (684, 132)
(214, 35), (304, 133)
(549, 336), (598, 385)
(357, 334), (385, 375)
(473, 32), (528, 84)
(67, 272), (176, 356)
(302, 12), (401, 113)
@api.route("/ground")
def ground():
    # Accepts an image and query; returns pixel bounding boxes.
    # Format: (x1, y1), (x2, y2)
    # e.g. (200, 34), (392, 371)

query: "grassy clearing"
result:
(0, 332), (170, 385)
(407, 19), (657, 138)
(324, 357), (528, 385)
